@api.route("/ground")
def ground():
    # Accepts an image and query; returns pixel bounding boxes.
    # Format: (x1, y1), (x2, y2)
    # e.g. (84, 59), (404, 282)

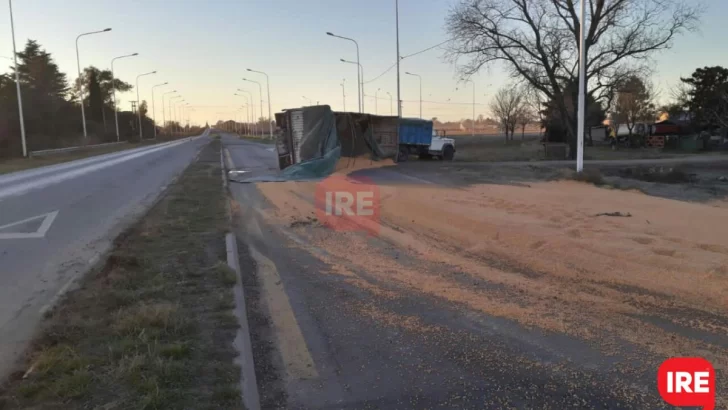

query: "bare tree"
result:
(515, 103), (535, 140)
(446, 0), (700, 157)
(489, 86), (524, 142)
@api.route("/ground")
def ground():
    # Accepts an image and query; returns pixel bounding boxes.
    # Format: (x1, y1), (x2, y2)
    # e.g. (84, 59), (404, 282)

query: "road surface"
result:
(222, 135), (695, 409)
(0, 134), (210, 378)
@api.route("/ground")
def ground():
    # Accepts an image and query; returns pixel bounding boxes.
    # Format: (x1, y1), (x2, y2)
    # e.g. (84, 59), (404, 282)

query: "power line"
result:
(364, 95), (484, 105)
(363, 39), (452, 85)
(363, 62), (397, 85)
(401, 39), (451, 59)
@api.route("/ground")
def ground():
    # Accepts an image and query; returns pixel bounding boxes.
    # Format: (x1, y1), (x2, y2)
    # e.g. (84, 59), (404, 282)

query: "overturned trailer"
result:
(274, 105), (399, 175)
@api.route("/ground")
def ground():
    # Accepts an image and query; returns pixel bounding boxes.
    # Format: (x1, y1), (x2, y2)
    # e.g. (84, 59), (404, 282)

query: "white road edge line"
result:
(227, 233), (261, 410)
(0, 138), (192, 200)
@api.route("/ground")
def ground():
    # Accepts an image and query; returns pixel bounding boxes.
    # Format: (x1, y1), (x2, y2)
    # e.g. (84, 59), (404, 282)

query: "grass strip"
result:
(0, 139), (243, 409)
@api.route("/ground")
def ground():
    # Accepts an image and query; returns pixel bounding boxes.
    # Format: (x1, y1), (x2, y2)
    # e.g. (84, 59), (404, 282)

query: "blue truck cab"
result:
(397, 118), (456, 161)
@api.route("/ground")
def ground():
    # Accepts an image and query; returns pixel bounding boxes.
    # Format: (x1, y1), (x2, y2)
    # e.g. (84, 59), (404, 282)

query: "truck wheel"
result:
(398, 146), (409, 162)
(443, 145), (455, 160)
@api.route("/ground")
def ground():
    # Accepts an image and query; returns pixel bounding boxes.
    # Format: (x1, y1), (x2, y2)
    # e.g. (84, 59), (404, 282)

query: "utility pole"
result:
(8, 0), (27, 156)
(341, 79), (346, 111)
(396, 0), (402, 118)
(576, 0), (586, 172)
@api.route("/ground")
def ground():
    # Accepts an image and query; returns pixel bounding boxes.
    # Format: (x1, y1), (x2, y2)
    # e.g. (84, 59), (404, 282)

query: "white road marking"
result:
(0, 139), (190, 200)
(0, 210), (59, 239)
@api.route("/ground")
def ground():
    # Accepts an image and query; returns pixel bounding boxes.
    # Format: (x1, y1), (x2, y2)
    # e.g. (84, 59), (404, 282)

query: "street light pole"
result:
(339, 59), (364, 113)
(161, 90), (176, 135)
(240, 104), (248, 135)
(169, 95), (182, 136)
(576, 0), (586, 172)
(302, 96), (313, 106)
(464, 79), (475, 136)
(135, 71), (156, 140)
(341, 79), (346, 111)
(111, 52), (138, 141)
(174, 100), (185, 134)
(76, 27), (112, 139)
(151, 82), (167, 139)
(178, 104), (184, 134)
(327, 32), (361, 113)
(395, 0), (402, 118)
(242, 78), (263, 137)
(8, 0), (27, 157)
(234, 93), (249, 134)
(375, 88), (381, 115)
(246, 69), (273, 138)
(405, 72), (422, 118)
(386, 91), (393, 115)
(237, 89), (255, 136)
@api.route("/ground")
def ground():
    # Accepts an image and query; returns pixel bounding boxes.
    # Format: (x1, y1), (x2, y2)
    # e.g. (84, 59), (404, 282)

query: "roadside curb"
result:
(226, 233), (261, 410)
(221, 140), (261, 410)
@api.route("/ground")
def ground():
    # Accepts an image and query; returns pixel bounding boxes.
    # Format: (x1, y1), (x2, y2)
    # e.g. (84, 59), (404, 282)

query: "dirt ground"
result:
(253, 162), (728, 406)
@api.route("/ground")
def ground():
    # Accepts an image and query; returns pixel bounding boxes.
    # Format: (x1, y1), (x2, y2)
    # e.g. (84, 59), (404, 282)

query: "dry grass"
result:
(0, 140), (242, 409)
(238, 135), (274, 144)
(452, 136), (545, 162)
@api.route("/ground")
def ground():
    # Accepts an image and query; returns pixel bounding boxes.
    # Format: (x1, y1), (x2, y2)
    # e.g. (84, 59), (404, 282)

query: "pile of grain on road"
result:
(254, 178), (728, 373)
(335, 156), (396, 173)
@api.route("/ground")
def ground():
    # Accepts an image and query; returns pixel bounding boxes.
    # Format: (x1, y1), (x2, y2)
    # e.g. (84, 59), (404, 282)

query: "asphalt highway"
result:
(0, 133), (210, 378)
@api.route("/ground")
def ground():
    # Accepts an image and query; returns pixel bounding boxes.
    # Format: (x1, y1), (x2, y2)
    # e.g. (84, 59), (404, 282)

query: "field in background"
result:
(439, 126), (542, 137)
(450, 133), (727, 162)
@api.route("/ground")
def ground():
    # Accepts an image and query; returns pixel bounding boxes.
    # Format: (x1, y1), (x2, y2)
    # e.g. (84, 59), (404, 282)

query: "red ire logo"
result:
(658, 358), (716, 410)
(315, 174), (380, 235)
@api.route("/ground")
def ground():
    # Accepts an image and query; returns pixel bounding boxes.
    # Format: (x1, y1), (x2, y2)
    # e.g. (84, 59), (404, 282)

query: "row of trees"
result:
(487, 64), (728, 146)
(0, 40), (156, 158)
(489, 86), (539, 141)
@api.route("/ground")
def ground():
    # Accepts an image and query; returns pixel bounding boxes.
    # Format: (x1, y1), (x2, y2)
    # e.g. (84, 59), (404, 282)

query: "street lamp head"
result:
(104, 28), (112, 32)
(242, 78), (247, 81)
(339, 58), (345, 62)
(246, 68), (252, 72)
(152, 71), (157, 74)
(131, 53), (139, 56)
(326, 32), (334, 36)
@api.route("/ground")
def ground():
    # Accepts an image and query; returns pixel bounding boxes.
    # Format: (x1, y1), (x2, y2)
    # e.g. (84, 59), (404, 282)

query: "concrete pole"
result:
(8, 0), (27, 156)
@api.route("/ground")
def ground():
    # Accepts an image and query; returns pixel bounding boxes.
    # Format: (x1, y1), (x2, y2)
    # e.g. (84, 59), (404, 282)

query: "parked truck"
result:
(397, 118), (456, 161)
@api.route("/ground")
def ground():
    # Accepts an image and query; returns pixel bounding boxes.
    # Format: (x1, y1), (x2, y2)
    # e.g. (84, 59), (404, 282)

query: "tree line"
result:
(0, 40), (179, 158)
(445, 0), (711, 157)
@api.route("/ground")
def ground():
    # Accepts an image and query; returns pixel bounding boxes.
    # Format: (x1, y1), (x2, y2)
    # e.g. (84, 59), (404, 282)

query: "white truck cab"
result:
(429, 130), (456, 160)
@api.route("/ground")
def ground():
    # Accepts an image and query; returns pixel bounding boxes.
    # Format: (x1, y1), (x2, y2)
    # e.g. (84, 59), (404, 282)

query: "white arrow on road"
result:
(0, 211), (59, 239)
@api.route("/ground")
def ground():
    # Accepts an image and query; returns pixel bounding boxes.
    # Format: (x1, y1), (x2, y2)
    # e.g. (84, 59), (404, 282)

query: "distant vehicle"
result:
(397, 118), (456, 161)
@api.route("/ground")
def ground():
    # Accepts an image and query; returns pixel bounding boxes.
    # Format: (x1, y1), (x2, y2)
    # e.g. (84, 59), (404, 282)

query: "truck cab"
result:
(397, 118), (456, 161)
(429, 130), (456, 160)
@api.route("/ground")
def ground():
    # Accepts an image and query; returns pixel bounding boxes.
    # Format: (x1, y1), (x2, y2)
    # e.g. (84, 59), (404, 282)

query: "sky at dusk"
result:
(2, 0), (727, 125)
